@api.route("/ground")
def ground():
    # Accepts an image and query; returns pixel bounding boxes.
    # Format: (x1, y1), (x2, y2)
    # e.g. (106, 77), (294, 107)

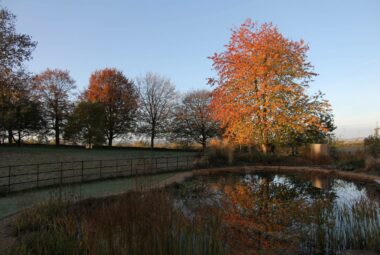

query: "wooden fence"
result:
(0, 155), (202, 194)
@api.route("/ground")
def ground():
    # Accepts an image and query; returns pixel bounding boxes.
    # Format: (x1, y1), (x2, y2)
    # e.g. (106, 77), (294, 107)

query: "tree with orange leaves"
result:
(209, 20), (332, 153)
(85, 68), (138, 146)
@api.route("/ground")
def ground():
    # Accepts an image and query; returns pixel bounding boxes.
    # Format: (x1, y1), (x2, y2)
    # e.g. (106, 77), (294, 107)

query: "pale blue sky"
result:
(3, 0), (380, 139)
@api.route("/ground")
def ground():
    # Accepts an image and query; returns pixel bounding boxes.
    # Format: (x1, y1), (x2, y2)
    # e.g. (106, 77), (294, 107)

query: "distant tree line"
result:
(0, 8), (335, 152)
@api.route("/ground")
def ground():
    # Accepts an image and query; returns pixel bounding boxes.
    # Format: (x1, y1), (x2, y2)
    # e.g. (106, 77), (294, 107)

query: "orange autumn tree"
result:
(85, 68), (138, 146)
(209, 20), (331, 152)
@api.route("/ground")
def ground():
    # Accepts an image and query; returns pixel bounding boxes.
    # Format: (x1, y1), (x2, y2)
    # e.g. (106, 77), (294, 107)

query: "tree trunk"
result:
(291, 146), (296, 156)
(261, 85), (269, 155)
(150, 123), (155, 149)
(261, 127), (269, 154)
(261, 130), (269, 154)
(55, 127), (60, 146)
(150, 132), (155, 149)
(261, 144), (269, 154)
(261, 144), (275, 154)
(201, 135), (207, 152)
(202, 142), (206, 152)
(108, 130), (113, 146)
(7, 129), (13, 144)
(17, 130), (21, 147)
(55, 115), (60, 146)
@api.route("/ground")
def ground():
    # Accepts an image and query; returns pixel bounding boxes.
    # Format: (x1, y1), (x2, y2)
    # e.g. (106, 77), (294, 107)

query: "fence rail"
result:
(0, 155), (202, 194)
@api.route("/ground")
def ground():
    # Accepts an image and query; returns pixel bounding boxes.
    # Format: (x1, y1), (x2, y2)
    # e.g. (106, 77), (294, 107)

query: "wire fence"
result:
(0, 155), (204, 195)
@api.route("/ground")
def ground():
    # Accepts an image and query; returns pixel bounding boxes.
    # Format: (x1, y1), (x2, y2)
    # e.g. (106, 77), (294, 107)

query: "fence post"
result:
(135, 159), (137, 176)
(187, 156), (189, 169)
(36, 164), (39, 188)
(167, 157), (169, 170)
(143, 158), (146, 174)
(155, 158), (158, 173)
(130, 158), (133, 176)
(81, 161), (84, 182)
(59, 162), (63, 200)
(176, 155), (179, 170)
(99, 160), (102, 179)
(8, 166), (11, 193)
(60, 162), (63, 185)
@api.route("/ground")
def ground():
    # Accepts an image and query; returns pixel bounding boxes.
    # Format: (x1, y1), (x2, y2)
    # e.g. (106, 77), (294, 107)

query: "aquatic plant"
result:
(9, 173), (380, 255)
(9, 190), (226, 255)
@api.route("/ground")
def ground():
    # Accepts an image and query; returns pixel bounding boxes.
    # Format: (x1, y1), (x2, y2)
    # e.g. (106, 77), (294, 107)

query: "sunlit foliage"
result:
(209, 20), (332, 152)
(85, 68), (138, 146)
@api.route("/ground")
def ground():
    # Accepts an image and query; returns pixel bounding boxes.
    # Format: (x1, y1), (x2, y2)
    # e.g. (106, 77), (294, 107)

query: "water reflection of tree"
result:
(175, 174), (380, 254)
(207, 175), (337, 254)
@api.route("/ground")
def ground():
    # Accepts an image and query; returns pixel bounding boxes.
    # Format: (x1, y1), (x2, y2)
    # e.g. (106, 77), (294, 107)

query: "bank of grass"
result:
(9, 190), (225, 255)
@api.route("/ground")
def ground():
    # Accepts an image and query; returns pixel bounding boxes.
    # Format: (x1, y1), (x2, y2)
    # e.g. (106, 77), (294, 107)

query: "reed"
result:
(9, 190), (225, 255)
(8, 174), (380, 255)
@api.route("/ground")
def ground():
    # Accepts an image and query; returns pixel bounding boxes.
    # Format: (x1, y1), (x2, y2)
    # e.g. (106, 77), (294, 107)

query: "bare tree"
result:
(136, 72), (177, 148)
(35, 69), (76, 145)
(172, 90), (220, 150)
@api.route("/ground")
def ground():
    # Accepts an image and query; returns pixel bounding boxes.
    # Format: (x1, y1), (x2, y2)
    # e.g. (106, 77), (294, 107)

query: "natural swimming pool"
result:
(170, 172), (380, 254)
(7, 170), (380, 255)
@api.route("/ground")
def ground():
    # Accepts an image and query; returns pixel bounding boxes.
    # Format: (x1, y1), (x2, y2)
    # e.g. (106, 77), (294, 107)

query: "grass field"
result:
(0, 146), (197, 166)
(0, 145), (199, 194)
(0, 172), (176, 219)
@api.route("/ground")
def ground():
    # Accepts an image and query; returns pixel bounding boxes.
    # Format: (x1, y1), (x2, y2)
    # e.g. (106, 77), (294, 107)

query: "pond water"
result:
(172, 172), (380, 255)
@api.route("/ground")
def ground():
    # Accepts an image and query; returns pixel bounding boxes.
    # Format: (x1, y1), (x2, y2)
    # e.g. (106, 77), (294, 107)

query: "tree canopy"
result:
(172, 90), (220, 150)
(136, 72), (178, 148)
(0, 8), (36, 72)
(209, 20), (333, 152)
(64, 102), (105, 146)
(85, 68), (138, 146)
(34, 69), (76, 145)
(0, 7), (38, 143)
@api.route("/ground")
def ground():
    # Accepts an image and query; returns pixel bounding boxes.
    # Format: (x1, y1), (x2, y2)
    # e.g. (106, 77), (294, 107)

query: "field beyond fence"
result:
(0, 155), (200, 194)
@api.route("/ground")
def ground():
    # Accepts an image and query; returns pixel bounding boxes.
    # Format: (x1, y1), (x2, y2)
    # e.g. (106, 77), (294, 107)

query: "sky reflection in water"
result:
(173, 172), (380, 254)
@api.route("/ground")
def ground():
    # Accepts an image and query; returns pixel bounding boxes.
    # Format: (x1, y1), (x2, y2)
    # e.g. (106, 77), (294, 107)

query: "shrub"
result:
(364, 135), (380, 157)
(365, 156), (380, 172)
(332, 151), (366, 171)
(207, 147), (230, 167)
(207, 144), (314, 167)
